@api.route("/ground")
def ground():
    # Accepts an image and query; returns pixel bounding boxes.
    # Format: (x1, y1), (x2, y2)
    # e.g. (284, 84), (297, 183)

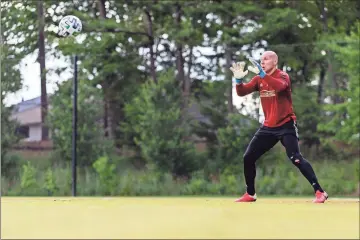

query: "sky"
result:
(4, 51), (73, 106)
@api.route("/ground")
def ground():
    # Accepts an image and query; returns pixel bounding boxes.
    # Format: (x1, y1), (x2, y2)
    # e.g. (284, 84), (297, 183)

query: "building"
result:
(10, 96), (50, 142)
(9, 95), (210, 143)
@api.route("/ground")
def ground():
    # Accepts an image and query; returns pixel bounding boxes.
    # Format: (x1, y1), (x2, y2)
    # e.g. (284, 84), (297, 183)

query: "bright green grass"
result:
(2, 197), (359, 239)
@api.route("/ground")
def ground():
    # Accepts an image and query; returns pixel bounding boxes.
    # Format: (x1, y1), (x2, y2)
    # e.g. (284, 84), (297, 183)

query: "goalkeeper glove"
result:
(247, 57), (266, 78)
(229, 61), (248, 84)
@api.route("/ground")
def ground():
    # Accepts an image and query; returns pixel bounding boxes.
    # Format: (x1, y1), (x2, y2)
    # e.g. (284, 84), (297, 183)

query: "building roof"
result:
(12, 96), (49, 113)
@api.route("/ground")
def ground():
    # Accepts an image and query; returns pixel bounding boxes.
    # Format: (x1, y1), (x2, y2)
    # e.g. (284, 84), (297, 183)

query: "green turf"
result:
(2, 197), (359, 239)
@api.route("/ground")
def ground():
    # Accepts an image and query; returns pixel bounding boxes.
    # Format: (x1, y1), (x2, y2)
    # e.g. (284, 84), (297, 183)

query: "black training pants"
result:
(243, 120), (323, 195)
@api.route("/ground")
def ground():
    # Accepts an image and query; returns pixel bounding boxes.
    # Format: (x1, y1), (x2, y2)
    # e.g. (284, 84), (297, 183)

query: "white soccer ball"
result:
(58, 15), (82, 37)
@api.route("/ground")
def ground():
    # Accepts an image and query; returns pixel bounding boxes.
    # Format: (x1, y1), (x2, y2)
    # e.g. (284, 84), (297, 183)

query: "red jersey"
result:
(235, 69), (296, 127)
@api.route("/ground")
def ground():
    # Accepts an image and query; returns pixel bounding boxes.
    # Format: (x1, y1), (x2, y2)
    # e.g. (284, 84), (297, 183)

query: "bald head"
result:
(261, 51), (278, 74)
(262, 51), (278, 63)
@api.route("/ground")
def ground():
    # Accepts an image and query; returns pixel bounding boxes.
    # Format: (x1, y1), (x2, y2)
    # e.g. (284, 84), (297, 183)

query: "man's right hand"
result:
(230, 62), (248, 81)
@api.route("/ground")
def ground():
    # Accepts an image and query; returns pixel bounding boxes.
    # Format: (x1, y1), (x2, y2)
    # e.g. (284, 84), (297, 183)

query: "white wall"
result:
(25, 125), (42, 141)
(10, 106), (42, 125)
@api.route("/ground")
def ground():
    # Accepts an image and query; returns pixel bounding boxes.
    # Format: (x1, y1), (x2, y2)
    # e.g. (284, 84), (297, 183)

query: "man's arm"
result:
(262, 73), (289, 92)
(229, 61), (258, 96)
(236, 77), (258, 96)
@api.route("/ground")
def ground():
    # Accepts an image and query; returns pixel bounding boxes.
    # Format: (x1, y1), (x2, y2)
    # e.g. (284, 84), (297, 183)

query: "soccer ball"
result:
(58, 15), (82, 37)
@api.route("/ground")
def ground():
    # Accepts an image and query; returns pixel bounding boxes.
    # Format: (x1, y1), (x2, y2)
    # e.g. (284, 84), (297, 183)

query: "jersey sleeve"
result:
(262, 72), (289, 92)
(235, 76), (259, 96)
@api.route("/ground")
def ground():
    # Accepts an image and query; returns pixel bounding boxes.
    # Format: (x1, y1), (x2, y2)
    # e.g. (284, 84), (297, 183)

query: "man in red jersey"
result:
(230, 51), (328, 203)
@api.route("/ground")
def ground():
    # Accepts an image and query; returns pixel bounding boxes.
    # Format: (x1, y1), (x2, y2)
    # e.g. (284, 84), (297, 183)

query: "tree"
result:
(318, 23), (360, 146)
(37, 0), (49, 140)
(1, 1), (26, 158)
(122, 70), (199, 177)
(47, 72), (112, 167)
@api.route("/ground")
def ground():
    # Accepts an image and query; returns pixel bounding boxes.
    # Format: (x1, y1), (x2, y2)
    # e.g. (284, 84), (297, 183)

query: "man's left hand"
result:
(247, 57), (266, 78)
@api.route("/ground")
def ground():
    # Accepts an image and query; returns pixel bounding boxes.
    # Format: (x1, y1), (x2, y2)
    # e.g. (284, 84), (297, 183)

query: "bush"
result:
(92, 156), (117, 195)
(20, 161), (39, 196)
(2, 156), (358, 197)
(1, 105), (21, 171)
(1, 154), (23, 179)
(43, 168), (58, 196)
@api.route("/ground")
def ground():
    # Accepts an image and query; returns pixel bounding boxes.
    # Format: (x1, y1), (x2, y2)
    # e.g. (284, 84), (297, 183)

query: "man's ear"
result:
(273, 58), (278, 65)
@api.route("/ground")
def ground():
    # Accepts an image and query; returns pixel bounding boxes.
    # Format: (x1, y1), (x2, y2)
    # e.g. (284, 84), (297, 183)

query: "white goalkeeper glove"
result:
(247, 56), (266, 78)
(229, 62), (248, 84)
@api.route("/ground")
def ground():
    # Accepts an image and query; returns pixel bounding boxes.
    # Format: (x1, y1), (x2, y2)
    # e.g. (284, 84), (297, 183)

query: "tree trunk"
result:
(174, 3), (190, 177)
(302, 59), (308, 83)
(225, 47), (233, 113)
(175, 3), (187, 107)
(144, 6), (157, 83)
(37, 0), (48, 140)
(317, 0), (335, 104)
(287, 0), (297, 8)
(187, 46), (193, 79)
(317, 65), (326, 104)
(328, 51), (337, 104)
(322, 0), (336, 103)
(98, 0), (111, 138)
(182, 44), (191, 107)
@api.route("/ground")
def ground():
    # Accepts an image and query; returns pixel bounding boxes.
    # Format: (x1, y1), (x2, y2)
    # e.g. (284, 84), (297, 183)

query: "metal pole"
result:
(72, 55), (78, 197)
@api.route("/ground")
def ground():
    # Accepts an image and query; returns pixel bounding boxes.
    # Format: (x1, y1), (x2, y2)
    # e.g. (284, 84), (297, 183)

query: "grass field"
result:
(2, 196), (359, 239)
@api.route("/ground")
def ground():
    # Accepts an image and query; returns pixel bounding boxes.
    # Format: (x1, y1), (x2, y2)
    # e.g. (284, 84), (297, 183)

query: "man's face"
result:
(260, 52), (277, 73)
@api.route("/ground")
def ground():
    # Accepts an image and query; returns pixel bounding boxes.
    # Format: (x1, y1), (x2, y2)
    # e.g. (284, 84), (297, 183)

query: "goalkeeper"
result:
(230, 51), (328, 203)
